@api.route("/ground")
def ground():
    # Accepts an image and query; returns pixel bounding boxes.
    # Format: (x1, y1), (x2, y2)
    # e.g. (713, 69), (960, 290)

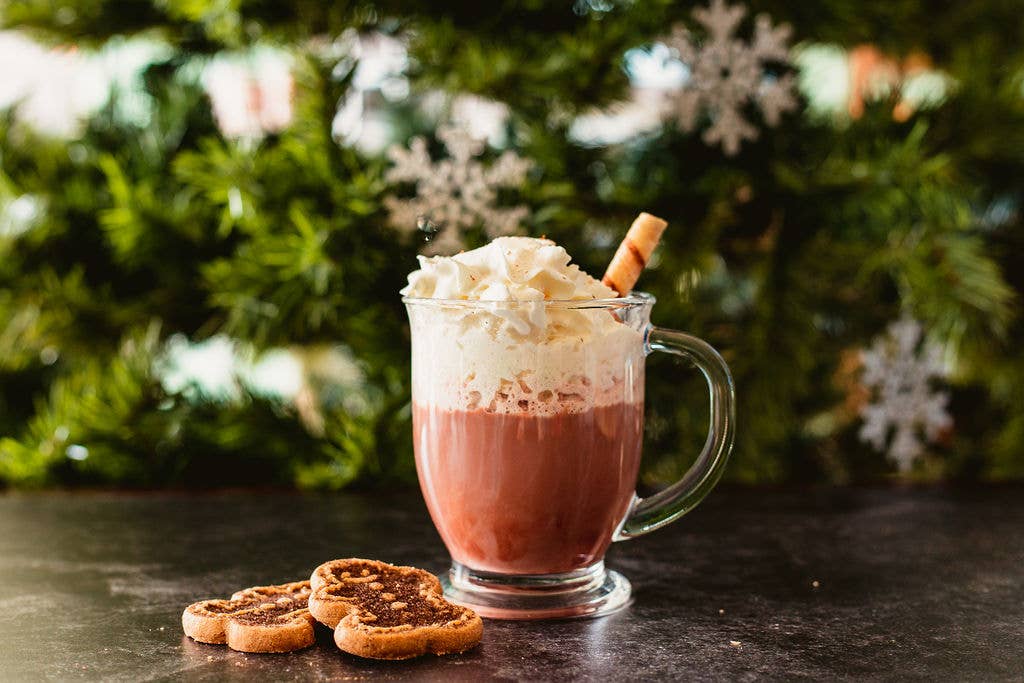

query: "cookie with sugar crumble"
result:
(309, 558), (483, 660)
(182, 580), (314, 653)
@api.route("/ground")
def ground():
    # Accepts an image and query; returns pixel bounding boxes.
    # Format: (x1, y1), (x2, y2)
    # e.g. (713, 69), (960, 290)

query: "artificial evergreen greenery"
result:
(1, 0), (1021, 488)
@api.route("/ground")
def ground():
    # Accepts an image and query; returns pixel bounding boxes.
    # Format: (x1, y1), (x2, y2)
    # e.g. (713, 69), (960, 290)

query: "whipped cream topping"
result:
(403, 237), (646, 415)
(400, 237), (617, 302)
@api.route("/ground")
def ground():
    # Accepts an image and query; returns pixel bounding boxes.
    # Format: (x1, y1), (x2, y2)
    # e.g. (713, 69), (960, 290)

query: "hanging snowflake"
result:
(662, 0), (797, 155)
(383, 124), (533, 254)
(858, 316), (952, 472)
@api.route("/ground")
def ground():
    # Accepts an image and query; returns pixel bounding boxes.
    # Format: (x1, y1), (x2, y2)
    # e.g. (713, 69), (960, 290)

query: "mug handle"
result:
(614, 326), (736, 540)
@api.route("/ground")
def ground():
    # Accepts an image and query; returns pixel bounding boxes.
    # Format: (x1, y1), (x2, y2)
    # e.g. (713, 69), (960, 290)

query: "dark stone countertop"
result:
(1, 486), (1023, 681)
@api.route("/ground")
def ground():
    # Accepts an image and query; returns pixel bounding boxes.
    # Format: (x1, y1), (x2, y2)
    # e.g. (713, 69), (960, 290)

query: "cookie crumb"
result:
(812, 580), (820, 588)
(729, 640), (741, 648)
(718, 609), (725, 615)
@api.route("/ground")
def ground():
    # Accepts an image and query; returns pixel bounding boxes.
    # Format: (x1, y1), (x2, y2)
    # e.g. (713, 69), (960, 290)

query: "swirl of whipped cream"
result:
(400, 236), (617, 302)
(402, 237), (645, 414)
(401, 237), (619, 340)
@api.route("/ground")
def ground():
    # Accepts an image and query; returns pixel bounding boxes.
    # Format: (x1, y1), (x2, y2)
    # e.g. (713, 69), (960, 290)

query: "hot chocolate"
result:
(413, 403), (643, 575)
(402, 220), (736, 620)
(402, 237), (646, 575)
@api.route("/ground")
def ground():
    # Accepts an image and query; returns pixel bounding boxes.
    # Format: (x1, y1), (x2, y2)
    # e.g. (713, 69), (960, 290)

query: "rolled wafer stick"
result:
(602, 212), (668, 295)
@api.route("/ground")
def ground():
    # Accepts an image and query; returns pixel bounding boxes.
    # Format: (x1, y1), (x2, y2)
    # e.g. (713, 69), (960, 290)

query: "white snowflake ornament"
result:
(662, 0), (797, 155)
(383, 124), (533, 254)
(858, 316), (952, 472)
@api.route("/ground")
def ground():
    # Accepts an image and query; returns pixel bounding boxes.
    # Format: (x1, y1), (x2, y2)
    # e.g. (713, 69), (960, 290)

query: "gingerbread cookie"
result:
(182, 580), (315, 653)
(308, 559), (483, 660)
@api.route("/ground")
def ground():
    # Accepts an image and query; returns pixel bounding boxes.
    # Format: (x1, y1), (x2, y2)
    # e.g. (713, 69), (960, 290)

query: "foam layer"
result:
(407, 308), (644, 414)
(402, 237), (646, 414)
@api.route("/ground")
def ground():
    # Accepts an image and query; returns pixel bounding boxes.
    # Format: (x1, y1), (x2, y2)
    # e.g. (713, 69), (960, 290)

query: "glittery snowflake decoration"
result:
(383, 124), (533, 254)
(662, 0), (797, 155)
(858, 316), (952, 472)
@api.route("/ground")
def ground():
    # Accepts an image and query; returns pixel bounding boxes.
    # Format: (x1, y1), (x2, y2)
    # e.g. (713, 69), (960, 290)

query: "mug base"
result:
(440, 560), (631, 620)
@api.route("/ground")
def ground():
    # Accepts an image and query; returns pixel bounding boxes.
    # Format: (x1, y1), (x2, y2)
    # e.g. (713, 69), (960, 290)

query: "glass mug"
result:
(404, 292), (735, 619)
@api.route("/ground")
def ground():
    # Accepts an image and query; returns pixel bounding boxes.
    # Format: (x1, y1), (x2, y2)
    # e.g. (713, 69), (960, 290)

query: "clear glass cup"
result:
(403, 292), (735, 619)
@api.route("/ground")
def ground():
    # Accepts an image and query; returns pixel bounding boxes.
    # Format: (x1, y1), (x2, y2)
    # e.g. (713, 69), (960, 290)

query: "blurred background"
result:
(0, 0), (1021, 490)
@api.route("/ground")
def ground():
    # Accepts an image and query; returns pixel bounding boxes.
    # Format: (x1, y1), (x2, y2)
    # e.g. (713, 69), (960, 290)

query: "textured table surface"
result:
(1, 486), (1022, 681)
